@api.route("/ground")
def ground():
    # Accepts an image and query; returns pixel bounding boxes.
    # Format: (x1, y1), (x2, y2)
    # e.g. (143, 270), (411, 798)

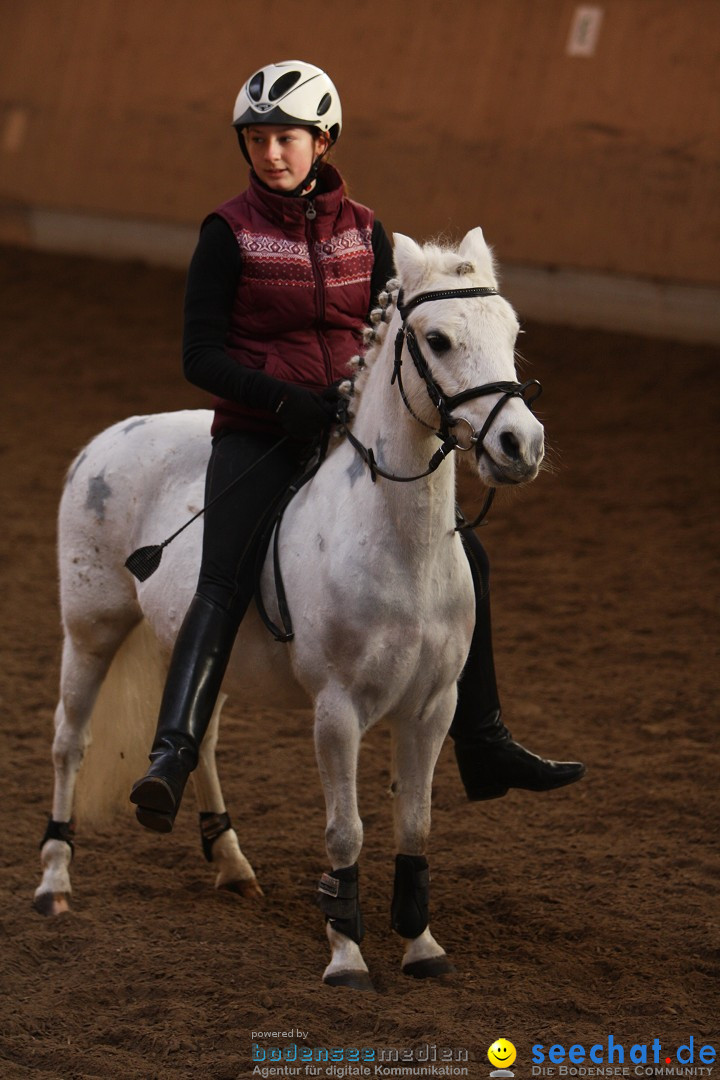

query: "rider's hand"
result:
(275, 385), (338, 439)
(320, 382), (346, 410)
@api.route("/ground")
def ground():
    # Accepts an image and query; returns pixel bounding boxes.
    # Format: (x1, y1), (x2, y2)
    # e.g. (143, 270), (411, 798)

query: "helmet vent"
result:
(317, 92), (332, 116)
(269, 70), (302, 101)
(248, 72), (264, 102)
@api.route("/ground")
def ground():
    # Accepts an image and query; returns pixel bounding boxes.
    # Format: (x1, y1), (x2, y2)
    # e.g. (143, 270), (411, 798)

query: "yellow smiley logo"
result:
(488, 1039), (517, 1069)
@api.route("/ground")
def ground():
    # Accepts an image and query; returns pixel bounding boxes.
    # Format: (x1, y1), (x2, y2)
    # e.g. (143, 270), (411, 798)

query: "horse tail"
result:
(74, 620), (165, 829)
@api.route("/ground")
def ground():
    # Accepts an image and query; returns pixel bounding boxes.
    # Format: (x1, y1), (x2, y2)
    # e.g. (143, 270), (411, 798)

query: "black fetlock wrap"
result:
(391, 854), (430, 939)
(316, 863), (364, 944)
(40, 817), (76, 858)
(199, 811), (233, 862)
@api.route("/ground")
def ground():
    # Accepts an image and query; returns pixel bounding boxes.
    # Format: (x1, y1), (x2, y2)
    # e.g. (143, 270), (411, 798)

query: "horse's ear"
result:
(458, 227), (486, 257)
(393, 233), (426, 292)
(458, 227), (497, 284)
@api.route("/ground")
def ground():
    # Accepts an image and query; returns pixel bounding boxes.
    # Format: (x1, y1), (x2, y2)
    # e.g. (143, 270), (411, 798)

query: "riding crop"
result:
(124, 436), (290, 582)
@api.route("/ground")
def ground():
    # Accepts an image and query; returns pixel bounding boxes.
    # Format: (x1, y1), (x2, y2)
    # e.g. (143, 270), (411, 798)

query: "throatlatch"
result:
(391, 853), (430, 939)
(316, 863), (365, 944)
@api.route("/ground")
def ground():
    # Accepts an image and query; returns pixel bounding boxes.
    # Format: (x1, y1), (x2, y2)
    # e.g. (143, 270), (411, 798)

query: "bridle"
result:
(339, 285), (542, 526)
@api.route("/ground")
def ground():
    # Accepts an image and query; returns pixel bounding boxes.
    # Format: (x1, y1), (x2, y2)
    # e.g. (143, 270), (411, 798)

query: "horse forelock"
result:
(402, 235), (499, 291)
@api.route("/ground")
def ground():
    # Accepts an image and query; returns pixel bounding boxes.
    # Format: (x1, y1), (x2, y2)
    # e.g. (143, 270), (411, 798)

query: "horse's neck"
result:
(345, 337), (458, 545)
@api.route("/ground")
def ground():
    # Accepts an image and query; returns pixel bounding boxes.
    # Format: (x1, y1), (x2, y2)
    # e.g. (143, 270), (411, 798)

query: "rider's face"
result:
(244, 125), (329, 192)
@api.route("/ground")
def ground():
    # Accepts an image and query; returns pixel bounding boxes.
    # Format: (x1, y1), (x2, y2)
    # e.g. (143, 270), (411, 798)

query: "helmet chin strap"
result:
(287, 144), (330, 198)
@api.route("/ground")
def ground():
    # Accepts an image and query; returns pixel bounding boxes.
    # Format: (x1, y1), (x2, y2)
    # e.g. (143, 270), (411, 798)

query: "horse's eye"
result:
(426, 332), (452, 354)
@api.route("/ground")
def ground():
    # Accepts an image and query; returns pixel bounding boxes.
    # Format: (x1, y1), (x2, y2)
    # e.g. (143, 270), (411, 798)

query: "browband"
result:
(397, 286), (498, 321)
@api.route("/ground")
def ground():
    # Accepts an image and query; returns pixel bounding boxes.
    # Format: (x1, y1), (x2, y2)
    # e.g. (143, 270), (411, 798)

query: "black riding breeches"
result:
(454, 528), (502, 724)
(195, 430), (311, 627)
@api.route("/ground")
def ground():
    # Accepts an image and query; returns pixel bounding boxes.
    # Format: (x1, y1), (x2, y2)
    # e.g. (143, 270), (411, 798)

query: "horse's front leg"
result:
(313, 688), (373, 991)
(390, 691), (457, 979)
(190, 694), (263, 899)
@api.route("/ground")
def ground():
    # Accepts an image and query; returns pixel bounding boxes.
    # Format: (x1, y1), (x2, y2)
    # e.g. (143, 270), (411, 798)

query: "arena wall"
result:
(1, 0), (718, 338)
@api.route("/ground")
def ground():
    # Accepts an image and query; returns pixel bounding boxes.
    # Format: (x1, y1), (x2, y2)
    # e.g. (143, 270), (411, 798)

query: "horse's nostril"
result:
(500, 431), (520, 459)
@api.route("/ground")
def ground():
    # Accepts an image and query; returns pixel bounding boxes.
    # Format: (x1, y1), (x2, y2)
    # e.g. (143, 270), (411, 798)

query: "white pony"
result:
(35, 229), (545, 989)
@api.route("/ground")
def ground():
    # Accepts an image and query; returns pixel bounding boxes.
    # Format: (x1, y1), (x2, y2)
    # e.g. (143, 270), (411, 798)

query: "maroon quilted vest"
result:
(210, 164), (374, 435)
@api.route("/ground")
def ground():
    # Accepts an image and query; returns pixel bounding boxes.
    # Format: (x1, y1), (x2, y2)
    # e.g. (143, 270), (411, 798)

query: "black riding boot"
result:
(130, 594), (238, 833)
(451, 533), (585, 801)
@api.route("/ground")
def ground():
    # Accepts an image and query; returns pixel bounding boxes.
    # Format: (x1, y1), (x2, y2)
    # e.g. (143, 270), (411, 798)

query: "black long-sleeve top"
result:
(182, 214), (395, 409)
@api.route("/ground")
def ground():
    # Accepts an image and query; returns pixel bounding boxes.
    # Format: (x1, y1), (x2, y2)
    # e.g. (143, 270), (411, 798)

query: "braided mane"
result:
(343, 276), (400, 399)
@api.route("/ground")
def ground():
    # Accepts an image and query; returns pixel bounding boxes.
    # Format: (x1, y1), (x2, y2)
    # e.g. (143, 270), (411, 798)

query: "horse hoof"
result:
(323, 969), (375, 992)
(218, 877), (264, 899)
(402, 954), (456, 979)
(33, 891), (71, 917)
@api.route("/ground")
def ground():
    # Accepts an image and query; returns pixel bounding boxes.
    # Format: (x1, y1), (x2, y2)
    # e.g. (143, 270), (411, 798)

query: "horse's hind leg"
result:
(190, 694), (262, 899)
(34, 611), (138, 915)
(390, 695), (456, 979)
(313, 689), (373, 991)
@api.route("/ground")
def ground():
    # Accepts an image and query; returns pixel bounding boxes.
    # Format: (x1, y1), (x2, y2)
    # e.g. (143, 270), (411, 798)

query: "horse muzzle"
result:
(475, 423), (545, 486)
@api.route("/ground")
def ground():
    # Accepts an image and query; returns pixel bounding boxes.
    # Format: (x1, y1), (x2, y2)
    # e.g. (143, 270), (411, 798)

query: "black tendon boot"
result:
(451, 533), (585, 801)
(130, 595), (238, 833)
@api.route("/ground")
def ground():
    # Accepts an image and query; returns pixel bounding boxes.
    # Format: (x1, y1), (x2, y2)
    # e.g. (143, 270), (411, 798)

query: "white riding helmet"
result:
(232, 60), (342, 147)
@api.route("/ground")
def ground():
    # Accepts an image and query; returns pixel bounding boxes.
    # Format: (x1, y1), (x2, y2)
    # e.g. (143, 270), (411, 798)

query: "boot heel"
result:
(130, 775), (182, 832)
(130, 775), (177, 815)
(134, 805), (175, 833)
(466, 781), (509, 802)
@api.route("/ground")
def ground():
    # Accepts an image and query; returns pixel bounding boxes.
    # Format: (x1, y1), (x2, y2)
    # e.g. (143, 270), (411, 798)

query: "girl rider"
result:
(130, 61), (584, 833)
